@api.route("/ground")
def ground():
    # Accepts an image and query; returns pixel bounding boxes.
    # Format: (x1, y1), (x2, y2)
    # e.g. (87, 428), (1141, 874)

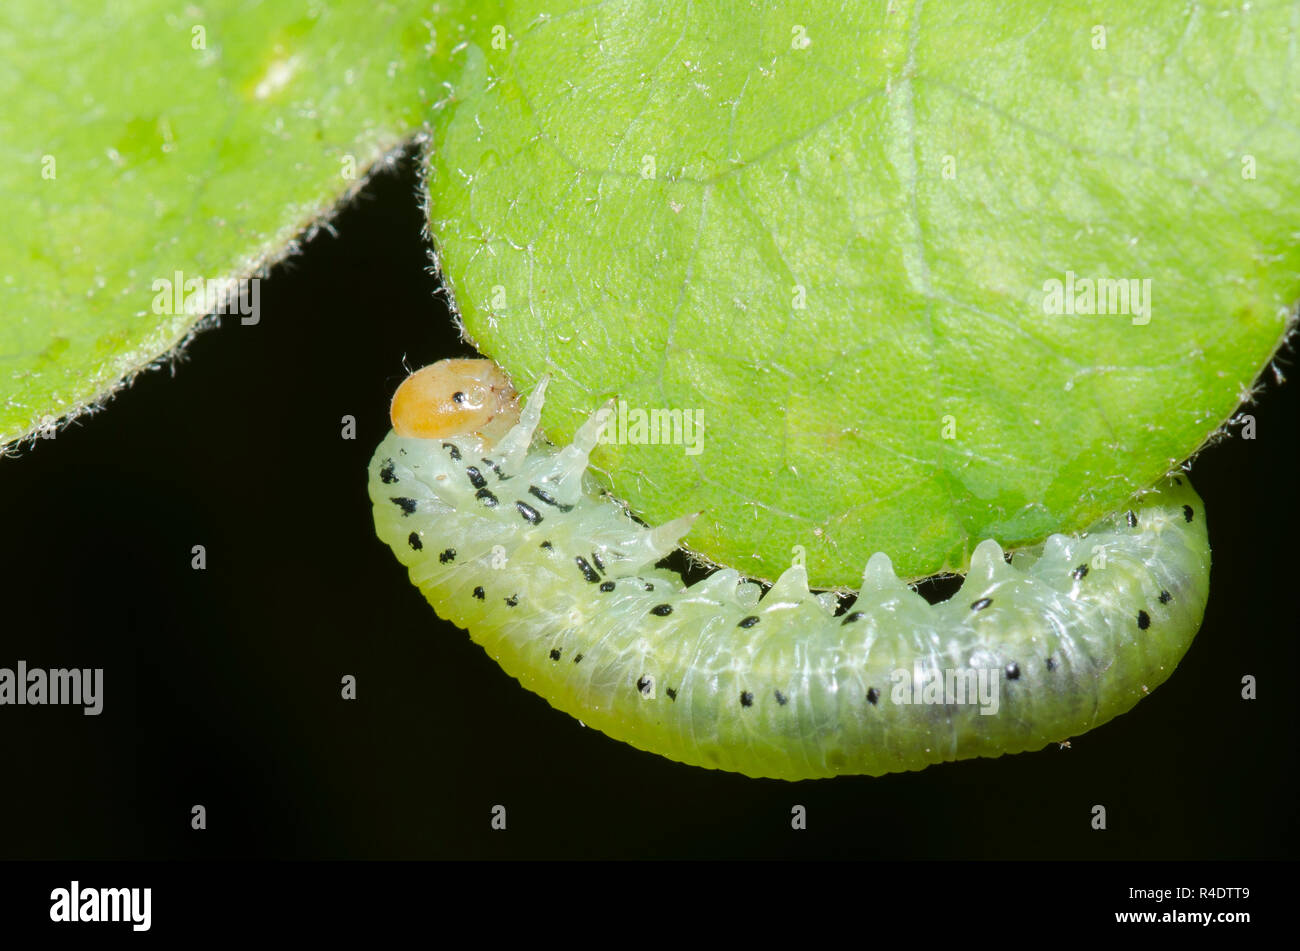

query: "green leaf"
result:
(0, 0), (472, 449)
(427, 0), (1300, 585)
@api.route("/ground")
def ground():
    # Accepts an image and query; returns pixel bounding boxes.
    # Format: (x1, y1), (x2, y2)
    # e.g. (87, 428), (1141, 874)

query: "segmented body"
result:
(369, 375), (1210, 780)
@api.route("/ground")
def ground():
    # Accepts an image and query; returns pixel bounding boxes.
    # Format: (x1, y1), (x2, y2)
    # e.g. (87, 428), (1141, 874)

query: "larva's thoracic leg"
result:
(369, 363), (1211, 780)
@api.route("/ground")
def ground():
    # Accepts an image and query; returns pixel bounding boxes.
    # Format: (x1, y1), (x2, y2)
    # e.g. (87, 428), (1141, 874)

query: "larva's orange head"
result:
(390, 359), (521, 442)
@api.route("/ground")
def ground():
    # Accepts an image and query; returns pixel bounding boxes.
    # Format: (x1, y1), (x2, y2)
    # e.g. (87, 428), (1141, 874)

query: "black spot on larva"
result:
(738, 615), (760, 628)
(591, 550), (605, 572)
(540, 540), (553, 551)
(1046, 656), (1057, 672)
(665, 687), (677, 701)
(380, 460), (398, 484)
(574, 653), (584, 663)
(970, 597), (993, 612)
(549, 648), (561, 661)
(637, 675), (653, 696)
(1005, 663), (1021, 680)
(452, 390), (466, 404)
(575, 556), (600, 583)
(466, 466), (487, 490)
(1071, 563), (1089, 580)
(475, 487), (499, 507)
(739, 691), (754, 707)
(529, 484), (574, 512)
(482, 457), (509, 480)
(439, 548), (456, 564)
(650, 604), (673, 617)
(644, 583), (655, 592)
(472, 586), (485, 600)
(442, 443), (461, 461)
(599, 581), (616, 593)
(1137, 610), (1151, 630)
(866, 687), (880, 706)
(1126, 510), (1138, 528)
(1183, 504), (1194, 523)
(515, 501), (542, 524)
(841, 611), (865, 626)
(407, 532), (422, 551)
(1159, 590), (1172, 604)
(390, 497), (418, 515)
(774, 690), (788, 706)
(505, 594), (519, 607)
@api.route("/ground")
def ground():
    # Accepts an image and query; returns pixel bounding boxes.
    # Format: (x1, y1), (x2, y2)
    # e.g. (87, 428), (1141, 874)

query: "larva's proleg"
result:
(369, 361), (1211, 780)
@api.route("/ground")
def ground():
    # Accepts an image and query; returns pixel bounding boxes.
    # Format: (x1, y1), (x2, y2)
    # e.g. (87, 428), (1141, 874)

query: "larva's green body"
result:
(369, 381), (1211, 780)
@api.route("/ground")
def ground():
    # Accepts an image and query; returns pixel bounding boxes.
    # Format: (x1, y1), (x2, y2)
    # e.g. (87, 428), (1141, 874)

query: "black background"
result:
(1, 149), (1295, 860)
